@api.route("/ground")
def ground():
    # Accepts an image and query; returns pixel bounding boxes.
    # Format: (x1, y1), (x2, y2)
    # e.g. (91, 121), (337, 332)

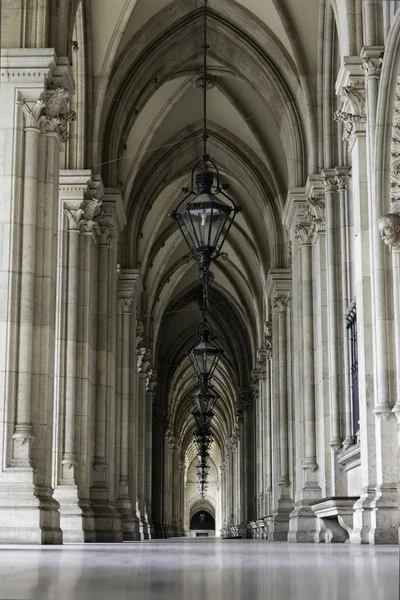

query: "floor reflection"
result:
(0, 539), (398, 600)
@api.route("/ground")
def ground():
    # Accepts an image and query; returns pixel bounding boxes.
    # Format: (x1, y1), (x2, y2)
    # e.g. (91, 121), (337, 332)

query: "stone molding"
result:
(0, 49), (74, 90)
(266, 269), (292, 301)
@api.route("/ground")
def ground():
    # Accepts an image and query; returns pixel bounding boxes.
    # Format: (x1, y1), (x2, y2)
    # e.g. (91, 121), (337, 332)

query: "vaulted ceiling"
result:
(84, 0), (323, 468)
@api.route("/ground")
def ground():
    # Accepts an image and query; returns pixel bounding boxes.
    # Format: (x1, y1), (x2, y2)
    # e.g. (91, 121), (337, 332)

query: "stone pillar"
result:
(362, 49), (398, 544)
(0, 50), (74, 543)
(145, 372), (157, 538)
(116, 269), (140, 540)
(287, 213), (321, 542)
(266, 270), (293, 540)
(54, 171), (103, 542)
(136, 357), (151, 539)
(336, 168), (354, 449)
(264, 324), (273, 516)
(335, 57), (382, 543)
(89, 191), (125, 542)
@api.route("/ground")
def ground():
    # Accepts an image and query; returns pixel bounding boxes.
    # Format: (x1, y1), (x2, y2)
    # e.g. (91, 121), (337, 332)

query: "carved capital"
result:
(361, 55), (383, 78)
(333, 84), (366, 143)
(237, 387), (253, 413)
(98, 223), (116, 246)
(295, 223), (314, 246)
(120, 297), (134, 313)
(322, 176), (338, 193)
(18, 88), (76, 142)
(336, 175), (348, 191)
(273, 295), (290, 314)
(65, 207), (84, 231)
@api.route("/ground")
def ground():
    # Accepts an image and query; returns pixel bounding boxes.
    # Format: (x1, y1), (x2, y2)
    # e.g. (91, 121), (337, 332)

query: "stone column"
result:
(256, 344), (268, 517)
(54, 172), (105, 542)
(287, 217), (321, 542)
(89, 191), (125, 542)
(264, 324), (273, 516)
(145, 372), (157, 538)
(0, 51), (73, 543)
(136, 358), (151, 539)
(321, 172), (343, 451)
(336, 168), (354, 449)
(266, 270), (293, 540)
(116, 269), (140, 540)
(335, 58), (380, 543)
(362, 49), (399, 544)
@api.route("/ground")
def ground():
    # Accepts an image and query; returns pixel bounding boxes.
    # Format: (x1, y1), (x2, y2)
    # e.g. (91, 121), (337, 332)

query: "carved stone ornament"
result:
(378, 213), (400, 249)
(304, 195), (326, 235)
(265, 322), (272, 360)
(323, 176), (338, 193)
(18, 88), (76, 142)
(120, 297), (134, 313)
(273, 295), (290, 314)
(192, 75), (215, 91)
(333, 84), (366, 144)
(295, 223), (314, 246)
(361, 55), (383, 78)
(390, 77), (400, 203)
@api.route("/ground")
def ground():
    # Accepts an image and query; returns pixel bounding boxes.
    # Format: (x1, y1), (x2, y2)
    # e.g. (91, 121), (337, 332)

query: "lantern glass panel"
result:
(180, 195), (231, 252)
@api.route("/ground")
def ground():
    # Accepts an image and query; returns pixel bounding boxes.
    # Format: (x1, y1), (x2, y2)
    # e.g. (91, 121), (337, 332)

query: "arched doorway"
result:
(190, 510), (216, 537)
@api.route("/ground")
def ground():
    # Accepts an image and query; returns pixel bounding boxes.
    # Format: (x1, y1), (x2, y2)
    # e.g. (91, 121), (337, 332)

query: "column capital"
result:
(282, 188), (308, 238)
(295, 223), (314, 246)
(60, 171), (106, 235)
(102, 188), (127, 236)
(17, 87), (76, 141)
(118, 268), (141, 304)
(361, 46), (384, 79)
(266, 269), (291, 300)
(304, 174), (325, 199)
(334, 57), (366, 146)
(335, 167), (351, 190)
(273, 295), (290, 314)
(321, 168), (338, 193)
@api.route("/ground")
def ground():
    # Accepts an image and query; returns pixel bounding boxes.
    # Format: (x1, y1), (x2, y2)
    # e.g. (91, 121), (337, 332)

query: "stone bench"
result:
(311, 497), (359, 543)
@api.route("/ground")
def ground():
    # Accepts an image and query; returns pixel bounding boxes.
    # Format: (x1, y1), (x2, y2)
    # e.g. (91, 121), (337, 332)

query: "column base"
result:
(269, 497), (293, 541)
(368, 488), (398, 544)
(55, 483), (88, 543)
(288, 503), (321, 543)
(90, 499), (123, 542)
(116, 497), (140, 541)
(349, 489), (398, 545)
(0, 481), (62, 544)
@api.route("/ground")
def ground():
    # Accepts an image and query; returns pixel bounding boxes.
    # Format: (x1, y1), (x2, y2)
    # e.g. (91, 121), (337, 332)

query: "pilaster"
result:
(0, 50), (74, 543)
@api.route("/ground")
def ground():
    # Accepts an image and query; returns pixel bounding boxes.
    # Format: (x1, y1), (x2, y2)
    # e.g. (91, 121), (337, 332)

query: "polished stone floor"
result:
(0, 539), (398, 600)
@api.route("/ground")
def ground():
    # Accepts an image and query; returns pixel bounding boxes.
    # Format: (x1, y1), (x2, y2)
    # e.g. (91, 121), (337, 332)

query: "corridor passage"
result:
(0, 539), (398, 600)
